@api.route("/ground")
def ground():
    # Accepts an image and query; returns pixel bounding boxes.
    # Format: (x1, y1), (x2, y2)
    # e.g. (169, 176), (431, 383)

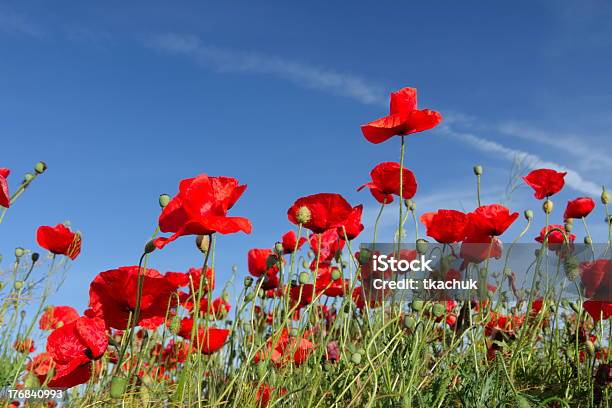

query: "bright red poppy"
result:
(535, 224), (576, 247)
(314, 265), (348, 297)
(0, 167), (10, 208)
(36, 224), (82, 260)
(281, 230), (307, 254)
(309, 229), (345, 265)
(165, 266), (215, 295)
(88, 266), (180, 330)
(39, 305), (79, 331)
(177, 317), (229, 354)
(357, 162), (417, 204)
(564, 197), (596, 220)
(45, 315), (108, 388)
(523, 169), (566, 199)
(287, 193), (354, 233)
(248, 248), (280, 278)
(420, 210), (469, 243)
(583, 300), (612, 321)
(361, 87), (442, 144)
(466, 204), (519, 239)
(153, 174), (252, 249)
(338, 204), (364, 240)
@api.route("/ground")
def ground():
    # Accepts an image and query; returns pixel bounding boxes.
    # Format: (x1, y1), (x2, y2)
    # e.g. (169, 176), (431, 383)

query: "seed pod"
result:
(298, 271), (310, 284)
(158, 194), (171, 208)
(584, 236), (592, 245)
(602, 187), (610, 205)
(403, 315), (417, 331)
(34, 161), (47, 174)
(542, 199), (554, 214)
(243, 276), (253, 287)
(296, 206), (311, 224)
(144, 240), (156, 254)
(15, 247), (25, 258)
(31, 252), (40, 263)
(432, 303), (445, 318)
(473, 165), (483, 176)
(411, 300), (424, 312)
(274, 242), (283, 254)
(416, 239), (428, 255)
(195, 235), (210, 253)
(331, 269), (342, 281)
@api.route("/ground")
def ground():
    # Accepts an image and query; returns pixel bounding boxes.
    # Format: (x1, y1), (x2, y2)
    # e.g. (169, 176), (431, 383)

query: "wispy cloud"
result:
(0, 8), (43, 38)
(148, 33), (387, 106)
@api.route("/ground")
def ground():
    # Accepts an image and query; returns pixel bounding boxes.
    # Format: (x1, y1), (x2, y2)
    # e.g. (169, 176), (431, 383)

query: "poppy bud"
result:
(403, 315), (417, 331)
(296, 206), (311, 224)
(564, 220), (573, 233)
(13, 281), (23, 290)
(34, 161), (47, 174)
(584, 236), (592, 245)
(301, 260), (309, 269)
(358, 249), (372, 265)
(473, 165), (483, 176)
(405, 199), (416, 211)
(158, 194), (170, 208)
(244, 276), (253, 287)
(331, 269), (342, 281)
(416, 239), (428, 255)
(542, 199), (553, 214)
(298, 271), (310, 284)
(195, 235), (210, 253)
(14, 247), (25, 258)
(350, 352), (362, 365)
(110, 376), (128, 399)
(244, 292), (255, 302)
(411, 300), (424, 312)
(524, 210), (533, 221)
(569, 302), (580, 314)
(144, 240), (156, 254)
(432, 303), (445, 318)
(31, 252), (39, 263)
(23, 172), (34, 183)
(274, 242), (283, 255)
(602, 187), (609, 205)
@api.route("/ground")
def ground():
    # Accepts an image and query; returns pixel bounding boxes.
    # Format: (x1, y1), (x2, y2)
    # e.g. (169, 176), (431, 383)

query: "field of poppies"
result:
(0, 87), (610, 407)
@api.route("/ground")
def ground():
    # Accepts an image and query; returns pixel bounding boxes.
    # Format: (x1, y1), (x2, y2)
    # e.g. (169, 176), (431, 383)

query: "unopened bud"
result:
(584, 236), (592, 245)
(564, 219), (573, 233)
(416, 239), (428, 255)
(296, 206), (311, 224)
(542, 199), (553, 214)
(14, 281), (24, 290)
(34, 161), (47, 174)
(411, 299), (424, 312)
(144, 240), (156, 254)
(403, 316), (417, 331)
(243, 276), (253, 287)
(602, 187), (610, 205)
(274, 242), (283, 255)
(350, 352), (362, 365)
(331, 269), (342, 281)
(14, 247), (25, 258)
(432, 303), (445, 318)
(158, 194), (171, 208)
(23, 173), (34, 183)
(31, 252), (40, 263)
(298, 271), (310, 284)
(524, 210), (533, 221)
(195, 235), (210, 253)
(473, 165), (483, 176)
(405, 199), (416, 211)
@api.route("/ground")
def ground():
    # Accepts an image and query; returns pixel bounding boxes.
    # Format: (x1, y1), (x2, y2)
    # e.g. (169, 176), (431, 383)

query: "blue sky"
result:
(1, 1), (611, 312)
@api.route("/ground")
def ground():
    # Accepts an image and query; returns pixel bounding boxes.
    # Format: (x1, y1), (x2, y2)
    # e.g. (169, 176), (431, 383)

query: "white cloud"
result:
(148, 33), (387, 106)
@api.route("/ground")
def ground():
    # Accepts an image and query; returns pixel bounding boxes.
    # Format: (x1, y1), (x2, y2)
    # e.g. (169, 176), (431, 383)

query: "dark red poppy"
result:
(287, 193), (353, 233)
(361, 87), (442, 144)
(45, 316), (108, 388)
(523, 169), (566, 199)
(309, 229), (345, 264)
(535, 224), (576, 247)
(153, 174), (252, 249)
(358, 162), (417, 204)
(281, 231), (307, 254)
(580, 259), (612, 298)
(466, 204), (519, 239)
(36, 224), (82, 260)
(314, 265), (347, 297)
(564, 197), (596, 220)
(177, 317), (229, 354)
(289, 284), (315, 308)
(420, 210), (469, 243)
(0, 167), (10, 208)
(583, 300), (612, 321)
(39, 305), (79, 331)
(88, 266), (180, 330)
(338, 205), (364, 240)
(248, 248), (279, 278)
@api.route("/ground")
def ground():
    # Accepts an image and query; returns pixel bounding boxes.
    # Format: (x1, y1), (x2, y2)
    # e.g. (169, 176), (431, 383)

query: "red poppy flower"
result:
(580, 259), (612, 298)
(39, 305), (79, 331)
(564, 197), (596, 220)
(338, 204), (364, 240)
(460, 236), (503, 267)
(177, 317), (229, 354)
(358, 162), (417, 204)
(88, 266), (180, 330)
(0, 167), (10, 208)
(45, 315), (108, 388)
(289, 284), (315, 308)
(420, 210), (469, 243)
(248, 248), (280, 278)
(583, 300), (612, 321)
(26, 352), (54, 384)
(194, 297), (232, 319)
(535, 224), (576, 247)
(254, 328), (314, 367)
(361, 87), (442, 144)
(309, 229), (345, 265)
(484, 311), (523, 337)
(314, 265), (347, 297)
(36, 224), (82, 260)
(287, 193), (354, 233)
(256, 384), (287, 408)
(523, 169), (566, 199)
(165, 266), (215, 296)
(466, 204), (519, 239)
(281, 230), (307, 254)
(153, 174), (252, 249)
